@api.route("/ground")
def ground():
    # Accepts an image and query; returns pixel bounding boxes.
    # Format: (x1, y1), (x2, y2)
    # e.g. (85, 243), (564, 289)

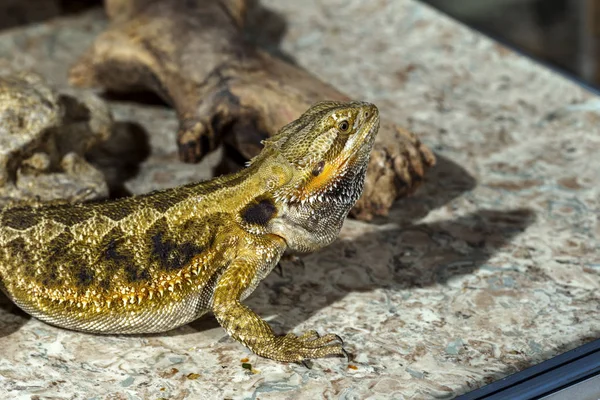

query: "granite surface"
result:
(0, 0), (599, 399)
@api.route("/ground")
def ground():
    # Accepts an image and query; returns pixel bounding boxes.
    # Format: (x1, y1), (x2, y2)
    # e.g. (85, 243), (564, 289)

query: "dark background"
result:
(0, 0), (597, 90)
(422, 0), (600, 90)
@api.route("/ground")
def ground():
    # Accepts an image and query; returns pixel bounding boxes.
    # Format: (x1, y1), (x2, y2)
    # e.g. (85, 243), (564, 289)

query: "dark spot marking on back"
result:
(145, 187), (192, 213)
(98, 231), (140, 283)
(151, 231), (172, 262)
(124, 264), (151, 283)
(241, 198), (277, 226)
(99, 279), (111, 291)
(150, 219), (203, 271)
(98, 203), (135, 222)
(2, 209), (39, 230)
(44, 206), (94, 226)
(98, 229), (136, 281)
(42, 231), (75, 287)
(104, 238), (128, 263)
(6, 237), (27, 257)
(6, 238), (34, 275)
(40, 265), (59, 287)
(178, 242), (203, 268)
(76, 266), (95, 287)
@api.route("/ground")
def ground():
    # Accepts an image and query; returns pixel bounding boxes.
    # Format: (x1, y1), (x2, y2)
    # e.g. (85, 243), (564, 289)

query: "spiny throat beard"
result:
(318, 161), (368, 206)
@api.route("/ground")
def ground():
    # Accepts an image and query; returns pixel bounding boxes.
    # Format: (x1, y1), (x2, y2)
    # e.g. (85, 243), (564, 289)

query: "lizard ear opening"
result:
(312, 161), (325, 176)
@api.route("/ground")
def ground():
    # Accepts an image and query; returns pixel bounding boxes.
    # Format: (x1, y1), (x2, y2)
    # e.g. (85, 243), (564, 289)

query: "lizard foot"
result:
(263, 331), (346, 362)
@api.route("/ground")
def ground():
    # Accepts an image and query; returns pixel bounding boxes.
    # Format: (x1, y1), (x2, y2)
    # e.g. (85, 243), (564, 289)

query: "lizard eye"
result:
(312, 161), (325, 176)
(337, 120), (350, 132)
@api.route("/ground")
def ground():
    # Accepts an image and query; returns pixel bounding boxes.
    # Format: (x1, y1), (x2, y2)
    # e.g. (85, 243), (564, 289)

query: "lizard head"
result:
(270, 100), (379, 204)
(258, 101), (380, 252)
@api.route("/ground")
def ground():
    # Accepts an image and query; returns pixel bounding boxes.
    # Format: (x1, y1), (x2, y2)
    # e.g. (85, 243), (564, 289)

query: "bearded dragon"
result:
(0, 101), (379, 362)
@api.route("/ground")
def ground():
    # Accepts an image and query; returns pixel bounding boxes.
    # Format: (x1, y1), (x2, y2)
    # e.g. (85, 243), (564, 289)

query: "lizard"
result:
(0, 100), (379, 362)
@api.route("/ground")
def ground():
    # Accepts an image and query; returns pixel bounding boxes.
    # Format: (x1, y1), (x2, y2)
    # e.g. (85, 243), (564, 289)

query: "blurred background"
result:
(0, 0), (597, 89)
(422, 0), (600, 89)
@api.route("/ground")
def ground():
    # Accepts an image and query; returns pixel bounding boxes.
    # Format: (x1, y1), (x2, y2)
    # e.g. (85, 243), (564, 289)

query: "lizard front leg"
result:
(212, 238), (345, 362)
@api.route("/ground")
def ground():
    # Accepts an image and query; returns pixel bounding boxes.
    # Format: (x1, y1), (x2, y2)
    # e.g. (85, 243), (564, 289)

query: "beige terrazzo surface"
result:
(0, 0), (599, 399)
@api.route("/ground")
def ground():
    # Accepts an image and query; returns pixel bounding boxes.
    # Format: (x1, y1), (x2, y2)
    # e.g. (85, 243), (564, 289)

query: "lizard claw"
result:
(341, 347), (351, 362)
(262, 331), (346, 362)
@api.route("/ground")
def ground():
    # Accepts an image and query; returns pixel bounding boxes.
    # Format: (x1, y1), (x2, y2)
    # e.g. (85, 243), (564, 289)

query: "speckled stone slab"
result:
(0, 1), (599, 399)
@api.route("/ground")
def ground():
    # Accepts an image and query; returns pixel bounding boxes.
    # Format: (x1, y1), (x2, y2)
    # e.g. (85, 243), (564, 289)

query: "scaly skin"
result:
(0, 101), (379, 362)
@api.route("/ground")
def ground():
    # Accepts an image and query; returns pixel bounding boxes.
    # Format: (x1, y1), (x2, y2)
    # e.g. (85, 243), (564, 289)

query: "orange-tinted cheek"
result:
(304, 162), (340, 194)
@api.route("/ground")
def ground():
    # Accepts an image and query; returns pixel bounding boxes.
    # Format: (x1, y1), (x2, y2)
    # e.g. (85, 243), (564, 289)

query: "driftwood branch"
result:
(70, 0), (435, 220)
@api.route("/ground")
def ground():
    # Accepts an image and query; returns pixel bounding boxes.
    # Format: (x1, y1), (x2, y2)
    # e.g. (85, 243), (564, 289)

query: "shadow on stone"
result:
(251, 207), (536, 333)
(0, 291), (30, 338)
(244, 0), (295, 65)
(87, 121), (152, 198)
(381, 153), (477, 225)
